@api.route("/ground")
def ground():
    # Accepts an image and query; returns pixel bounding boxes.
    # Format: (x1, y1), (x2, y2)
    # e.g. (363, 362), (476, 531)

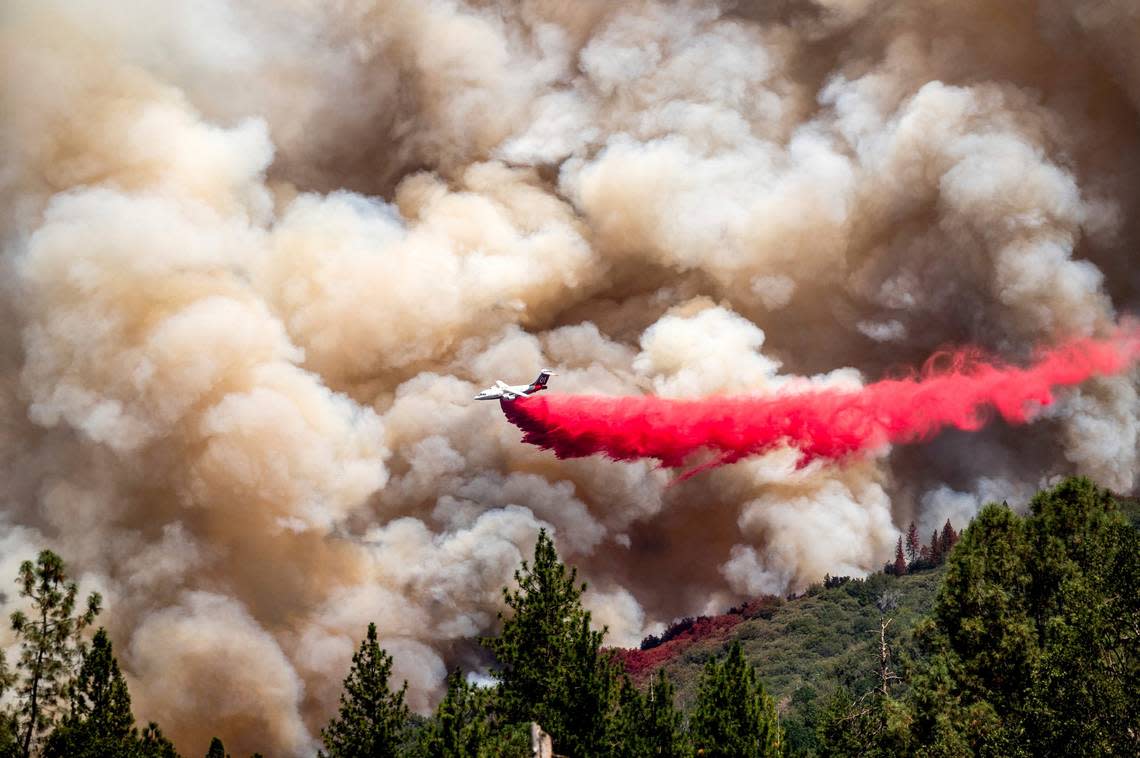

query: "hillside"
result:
(613, 566), (946, 754)
(610, 486), (1139, 755)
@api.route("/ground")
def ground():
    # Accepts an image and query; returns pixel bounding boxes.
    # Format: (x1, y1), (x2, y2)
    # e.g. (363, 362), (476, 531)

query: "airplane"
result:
(473, 369), (556, 401)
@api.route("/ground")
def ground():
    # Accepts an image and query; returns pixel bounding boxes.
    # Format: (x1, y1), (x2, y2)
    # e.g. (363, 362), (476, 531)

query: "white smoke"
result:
(2, 0), (1138, 753)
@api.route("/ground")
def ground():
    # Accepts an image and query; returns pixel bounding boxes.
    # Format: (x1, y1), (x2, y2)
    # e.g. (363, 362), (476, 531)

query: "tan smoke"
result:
(2, 0), (1138, 753)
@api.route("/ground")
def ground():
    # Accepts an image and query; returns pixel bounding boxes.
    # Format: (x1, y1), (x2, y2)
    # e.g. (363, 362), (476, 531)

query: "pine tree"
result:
(606, 669), (685, 757)
(905, 522), (920, 565)
(638, 669), (686, 757)
(815, 685), (910, 758)
(928, 529), (942, 564)
(903, 477), (1140, 754)
(1, 649), (17, 758)
(689, 642), (783, 757)
(420, 670), (492, 758)
(139, 723), (180, 758)
(1020, 477), (1139, 753)
(320, 623), (408, 758)
(42, 628), (137, 758)
(816, 591), (911, 757)
(204, 737), (228, 758)
(939, 519), (958, 558)
(608, 678), (649, 757)
(892, 537), (907, 576)
(9, 550), (101, 758)
(482, 529), (620, 756)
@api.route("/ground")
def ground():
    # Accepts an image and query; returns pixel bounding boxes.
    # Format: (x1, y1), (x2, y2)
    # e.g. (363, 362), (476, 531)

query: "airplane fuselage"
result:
(473, 370), (555, 401)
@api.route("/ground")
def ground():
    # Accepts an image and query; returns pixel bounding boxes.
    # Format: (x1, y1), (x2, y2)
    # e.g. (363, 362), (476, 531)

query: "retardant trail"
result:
(502, 327), (1140, 480)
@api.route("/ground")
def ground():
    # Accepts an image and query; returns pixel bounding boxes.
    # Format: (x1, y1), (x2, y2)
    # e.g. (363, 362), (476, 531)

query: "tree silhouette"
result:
(9, 550), (101, 757)
(892, 537), (907, 576)
(43, 628), (136, 758)
(905, 522), (920, 564)
(320, 623), (408, 758)
(905, 477), (1139, 754)
(204, 737), (228, 758)
(482, 529), (620, 756)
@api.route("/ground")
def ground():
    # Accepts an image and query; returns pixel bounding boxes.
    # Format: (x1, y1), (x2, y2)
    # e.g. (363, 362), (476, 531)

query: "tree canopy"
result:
(319, 623), (409, 758)
(689, 641), (783, 757)
(482, 528), (622, 757)
(8, 550), (102, 758)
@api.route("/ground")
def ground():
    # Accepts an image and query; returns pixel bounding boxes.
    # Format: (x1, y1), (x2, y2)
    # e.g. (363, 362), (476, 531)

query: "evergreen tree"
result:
(608, 678), (648, 757)
(204, 737), (228, 758)
(816, 685), (911, 758)
(817, 592), (911, 757)
(607, 669), (685, 757)
(905, 522), (920, 565)
(939, 519), (958, 558)
(0, 649), (16, 758)
(139, 723), (180, 758)
(928, 529), (942, 564)
(689, 642), (783, 757)
(482, 529), (620, 756)
(902, 477), (1139, 755)
(9, 550), (101, 758)
(892, 537), (907, 576)
(42, 628), (137, 758)
(420, 670), (492, 758)
(640, 669), (686, 757)
(320, 623), (409, 758)
(1020, 478), (1139, 753)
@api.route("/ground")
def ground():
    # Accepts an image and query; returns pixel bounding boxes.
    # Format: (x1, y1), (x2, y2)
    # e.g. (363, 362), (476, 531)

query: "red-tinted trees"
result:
(893, 538), (908, 576)
(905, 522), (920, 564)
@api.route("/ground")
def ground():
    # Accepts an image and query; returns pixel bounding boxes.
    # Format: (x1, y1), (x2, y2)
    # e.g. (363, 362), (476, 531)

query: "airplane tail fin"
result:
(532, 369), (556, 388)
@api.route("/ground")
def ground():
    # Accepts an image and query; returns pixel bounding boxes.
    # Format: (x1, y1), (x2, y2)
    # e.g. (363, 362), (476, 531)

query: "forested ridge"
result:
(1, 476), (1136, 756)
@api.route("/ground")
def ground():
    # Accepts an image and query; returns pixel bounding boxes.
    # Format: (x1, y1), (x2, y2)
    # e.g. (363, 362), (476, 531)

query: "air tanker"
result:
(473, 370), (556, 401)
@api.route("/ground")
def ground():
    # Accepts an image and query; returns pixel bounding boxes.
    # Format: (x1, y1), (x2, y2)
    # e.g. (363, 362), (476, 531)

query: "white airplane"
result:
(473, 369), (556, 401)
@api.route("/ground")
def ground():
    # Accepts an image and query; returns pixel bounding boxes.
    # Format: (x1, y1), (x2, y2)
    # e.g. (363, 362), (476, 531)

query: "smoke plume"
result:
(2, 0), (1139, 754)
(504, 329), (1140, 478)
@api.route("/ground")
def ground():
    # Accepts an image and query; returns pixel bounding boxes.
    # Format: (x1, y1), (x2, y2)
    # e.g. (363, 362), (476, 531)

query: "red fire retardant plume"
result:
(501, 327), (1140, 480)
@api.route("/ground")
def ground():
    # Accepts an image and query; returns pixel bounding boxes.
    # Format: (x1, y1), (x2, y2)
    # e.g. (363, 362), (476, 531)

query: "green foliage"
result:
(139, 723), (181, 758)
(654, 569), (942, 756)
(815, 686), (911, 758)
(607, 670), (686, 757)
(9, 550), (102, 758)
(320, 622), (409, 758)
(689, 641), (783, 757)
(470, 722), (531, 758)
(43, 628), (138, 758)
(905, 477), (1140, 756)
(0, 649), (16, 758)
(482, 529), (621, 756)
(0, 649), (12, 700)
(419, 670), (498, 758)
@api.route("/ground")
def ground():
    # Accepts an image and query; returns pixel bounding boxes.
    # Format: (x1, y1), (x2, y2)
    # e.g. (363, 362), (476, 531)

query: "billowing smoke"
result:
(1, 0), (1138, 754)
(504, 329), (1140, 478)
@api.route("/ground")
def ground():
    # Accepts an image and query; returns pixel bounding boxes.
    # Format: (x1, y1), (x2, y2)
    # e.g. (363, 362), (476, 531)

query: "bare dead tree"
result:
(875, 591), (901, 697)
